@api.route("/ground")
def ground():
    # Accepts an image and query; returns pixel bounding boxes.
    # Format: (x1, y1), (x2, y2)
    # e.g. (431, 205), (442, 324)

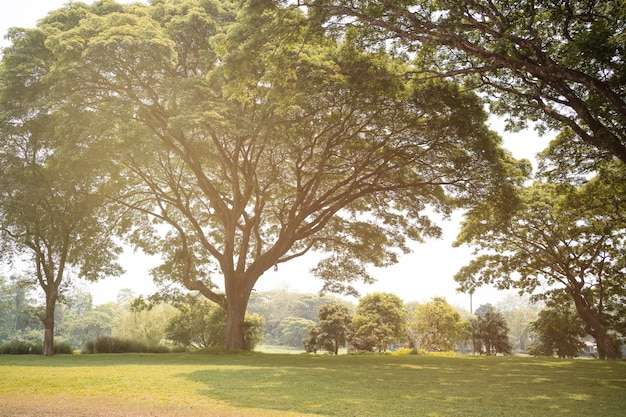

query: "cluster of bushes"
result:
(0, 340), (73, 355)
(0, 337), (186, 355)
(84, 337), (182, 354)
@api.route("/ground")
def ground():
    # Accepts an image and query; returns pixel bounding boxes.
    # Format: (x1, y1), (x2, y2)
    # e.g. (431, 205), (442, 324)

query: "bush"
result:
(84, 337), (172, 354)
(391, 347), (422, 356)
(0, 341), (74, 355)
(54, 341), (74, 354)
(0, 341), (41, 355)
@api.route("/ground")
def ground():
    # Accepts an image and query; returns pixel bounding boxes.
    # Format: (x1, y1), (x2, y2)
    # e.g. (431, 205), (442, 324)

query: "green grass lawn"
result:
(1, 353), (625, 417)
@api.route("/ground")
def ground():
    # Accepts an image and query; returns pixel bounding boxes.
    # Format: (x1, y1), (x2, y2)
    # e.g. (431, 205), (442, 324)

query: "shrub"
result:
(391, 347), (421, 356)
(84, 337), (172, 354)
(0, 341), (74, 355)
(54, 341), (74, 354)
(0, 341), (41, 355)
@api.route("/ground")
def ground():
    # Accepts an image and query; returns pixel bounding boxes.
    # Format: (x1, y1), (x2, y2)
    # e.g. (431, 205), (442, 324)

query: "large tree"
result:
(0, 22), (124, 355)
(454, 167), (626, 358)
(304, 0), (626, 164)
(13, 0), (523, 349)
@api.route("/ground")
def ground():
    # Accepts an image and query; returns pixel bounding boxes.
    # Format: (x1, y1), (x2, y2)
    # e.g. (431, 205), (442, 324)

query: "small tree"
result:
(408, 297), (466, 352)
(469, 306), (512, 355)
(351, 293), (406, 352)
(304, 303), (352, 355)
(303, 326), (321, 354)
(529, 306), (586, 358)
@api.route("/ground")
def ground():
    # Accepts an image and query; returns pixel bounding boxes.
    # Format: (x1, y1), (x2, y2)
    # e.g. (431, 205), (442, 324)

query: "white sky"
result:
(0, 1), (551, 309)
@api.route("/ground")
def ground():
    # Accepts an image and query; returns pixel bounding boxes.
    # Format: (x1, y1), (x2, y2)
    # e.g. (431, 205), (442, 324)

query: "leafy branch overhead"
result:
(304, 0), (626, 165)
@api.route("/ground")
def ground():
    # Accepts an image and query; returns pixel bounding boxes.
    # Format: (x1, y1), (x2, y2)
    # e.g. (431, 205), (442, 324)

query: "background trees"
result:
(247, 290), (347, 346)
(0, 275), (41, 344)
(3, 0), (522, 350)
(280, 317), (316, 349)
(303, 303), (352, 355)
(351, 293), (406, 352)
(408, 297), (466, 352)
(468, 305), (512, 355)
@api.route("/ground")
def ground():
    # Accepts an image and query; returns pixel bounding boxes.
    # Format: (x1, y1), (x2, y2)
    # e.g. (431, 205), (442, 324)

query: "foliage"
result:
(468, 306), (512, 355)
(501, 306), (538, 353)
(84, 336), (171, 354)
(408, 297), (466, 352)
(304, 303), (352, 354)
(455, 168), (626, 358)
(241, 313), (265, 351)
(166, 296), (264, 351)
(279, 316), (316, 348)
(496, 294), (541, 352)
(5, 0), (523, 350)
(247, 290), (350, 346)
(113, 303), (175, 347)
(0, 275), (42, 344)
(3, 354), (626, 417)
(64, 303), (124, 350)
(166, 297), (227, 349)
(0, 16), (126, 355)
(529, 305), (586, 358)
(306, 0), (626, 164)
(0, 340), (73, 355)
(351, 293), (406, 352)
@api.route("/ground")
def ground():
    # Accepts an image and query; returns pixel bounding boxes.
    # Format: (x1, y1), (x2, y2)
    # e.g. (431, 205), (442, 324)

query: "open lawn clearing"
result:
(1, 353), (625, 417)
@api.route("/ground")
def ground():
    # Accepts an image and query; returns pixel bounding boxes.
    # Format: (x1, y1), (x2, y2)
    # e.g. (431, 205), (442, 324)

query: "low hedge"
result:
(0, 341), (74, 355)
(84, 337), (177, 354)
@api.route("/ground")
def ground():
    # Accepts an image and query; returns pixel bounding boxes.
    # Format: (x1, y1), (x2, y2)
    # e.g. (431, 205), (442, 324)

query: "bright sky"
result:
(0, 1), (551, 309)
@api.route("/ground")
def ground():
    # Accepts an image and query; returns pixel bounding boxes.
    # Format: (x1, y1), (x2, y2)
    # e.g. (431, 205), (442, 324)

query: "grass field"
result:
(1, 352), (625, 417)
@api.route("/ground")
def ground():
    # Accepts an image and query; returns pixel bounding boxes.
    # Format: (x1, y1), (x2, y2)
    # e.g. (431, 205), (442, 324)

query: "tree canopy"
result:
(454, 165), (626, 358)
(0, 12), (125, 355)
(0, 0), (524, 349)
(304, 0), (626, 165)
(529, 304), (586, 358)
(468, 305), (512, 355)
(408, 296), (465, 352)
(351, 292), (406, 352)
(304, 303), (352, 354)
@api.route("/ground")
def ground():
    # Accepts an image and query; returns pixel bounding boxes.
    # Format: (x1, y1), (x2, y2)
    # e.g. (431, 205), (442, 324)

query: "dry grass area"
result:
(0, 395), (312, 417)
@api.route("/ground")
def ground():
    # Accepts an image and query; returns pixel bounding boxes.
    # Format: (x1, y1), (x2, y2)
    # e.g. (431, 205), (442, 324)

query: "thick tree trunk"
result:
(223, 276), (252, 350)
(571, 291), (619, 359)
(42, 291), (57, 357)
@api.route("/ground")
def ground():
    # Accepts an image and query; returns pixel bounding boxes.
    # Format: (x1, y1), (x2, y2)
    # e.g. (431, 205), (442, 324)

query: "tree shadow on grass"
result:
(180, 355), (626, 417)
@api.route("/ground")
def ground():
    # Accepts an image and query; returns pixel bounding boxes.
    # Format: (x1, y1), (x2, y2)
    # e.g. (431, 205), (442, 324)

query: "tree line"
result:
(1, 0), (624, 357)
(1, 277), (601, 358)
